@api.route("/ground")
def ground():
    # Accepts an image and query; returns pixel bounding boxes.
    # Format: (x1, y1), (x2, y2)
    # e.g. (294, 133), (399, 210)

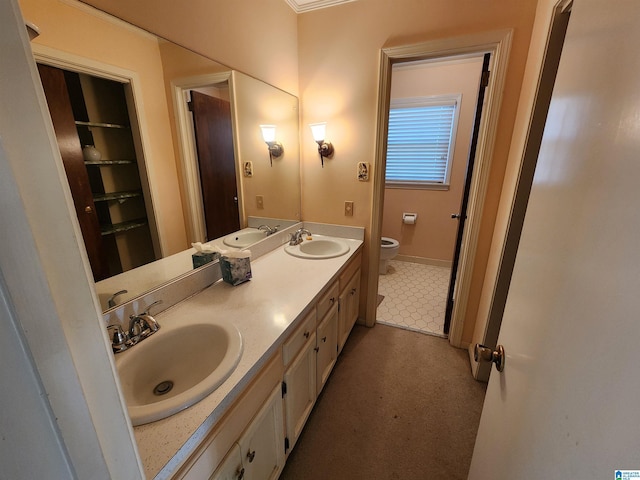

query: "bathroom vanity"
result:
(111, 226), (363, 479)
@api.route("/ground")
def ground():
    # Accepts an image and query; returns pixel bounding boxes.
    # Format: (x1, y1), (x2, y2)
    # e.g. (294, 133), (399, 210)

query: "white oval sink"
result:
(115, 321), (243, 426)
(285, 237), (350, 259)
(223, 228), (267, 248)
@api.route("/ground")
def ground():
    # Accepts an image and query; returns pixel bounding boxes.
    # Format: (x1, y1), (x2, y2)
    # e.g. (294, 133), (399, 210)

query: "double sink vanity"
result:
(104, 223), (364, 479)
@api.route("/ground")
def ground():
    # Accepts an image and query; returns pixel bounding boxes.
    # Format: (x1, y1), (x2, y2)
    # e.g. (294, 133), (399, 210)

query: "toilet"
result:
(379, 237), (399, 274)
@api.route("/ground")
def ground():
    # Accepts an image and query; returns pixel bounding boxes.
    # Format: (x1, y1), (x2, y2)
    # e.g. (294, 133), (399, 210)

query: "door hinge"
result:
(281, 381), (287, 397)
(481, 70), (491, 88)
(284, 437), (290, 454)
(187, 100), (194, 112)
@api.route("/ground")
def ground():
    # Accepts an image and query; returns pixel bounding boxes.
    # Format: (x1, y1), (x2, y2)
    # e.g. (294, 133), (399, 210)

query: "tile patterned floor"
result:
(376, 259), (451, 337)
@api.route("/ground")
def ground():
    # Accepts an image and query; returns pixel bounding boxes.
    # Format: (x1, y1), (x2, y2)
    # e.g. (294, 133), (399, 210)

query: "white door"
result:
(469, 1), (640, 478)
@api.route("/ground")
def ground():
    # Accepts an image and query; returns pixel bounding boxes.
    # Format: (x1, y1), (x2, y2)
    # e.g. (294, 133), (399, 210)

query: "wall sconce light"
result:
(260, 124), (283, 166)
(25, 21), (40, 41)
(309, 122), (334, 167)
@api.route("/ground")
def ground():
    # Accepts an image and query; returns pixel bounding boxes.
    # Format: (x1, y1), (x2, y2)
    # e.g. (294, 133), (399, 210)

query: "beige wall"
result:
(382, 58), (484, 262)
(156, 40), (231, 240)
(297, 0), (538, 343)
(64, 0), (538, 344)
(81, 0), (300, 95)
(21, 0), (189, 256)
(232, 71), (302, 222)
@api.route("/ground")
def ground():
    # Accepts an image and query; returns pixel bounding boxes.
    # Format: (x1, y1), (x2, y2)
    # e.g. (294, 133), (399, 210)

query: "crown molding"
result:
(285, 0), (356, 13)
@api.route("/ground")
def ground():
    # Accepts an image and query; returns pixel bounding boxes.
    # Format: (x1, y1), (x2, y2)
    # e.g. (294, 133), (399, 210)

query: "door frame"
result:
(170, 72), (242, 244)
(469, 0), (572, 380)
(31, 44), (163, 259)
(367, 30), (512, 348)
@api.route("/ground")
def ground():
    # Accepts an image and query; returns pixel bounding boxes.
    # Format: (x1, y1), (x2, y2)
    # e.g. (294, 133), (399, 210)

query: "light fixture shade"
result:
(309, 122), (327, 142)
(260, 124), (277, 143)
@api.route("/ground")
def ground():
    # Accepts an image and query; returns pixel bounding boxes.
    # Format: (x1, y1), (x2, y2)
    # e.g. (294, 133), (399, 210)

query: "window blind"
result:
(386, 100), (457, 185)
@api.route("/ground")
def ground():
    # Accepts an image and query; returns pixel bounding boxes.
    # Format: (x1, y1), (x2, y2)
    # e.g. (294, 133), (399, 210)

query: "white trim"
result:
(2, 1), (142, 475)
(367, 30), (513, 351)
(170, 72), (233, 243)
(393, 54), (487, 71)
(285, 0), (356, 14)
(31, 44), (164, 258)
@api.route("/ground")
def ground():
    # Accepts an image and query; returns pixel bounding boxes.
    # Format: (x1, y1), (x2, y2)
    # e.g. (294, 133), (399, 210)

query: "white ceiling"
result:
(285, 0), (356, 13)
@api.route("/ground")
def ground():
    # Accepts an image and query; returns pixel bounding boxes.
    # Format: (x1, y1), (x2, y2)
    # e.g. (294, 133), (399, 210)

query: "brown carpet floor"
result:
(279, 323), (487, 480)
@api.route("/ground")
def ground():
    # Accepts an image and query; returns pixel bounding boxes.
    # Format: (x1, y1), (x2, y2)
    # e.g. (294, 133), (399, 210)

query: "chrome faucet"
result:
(289, 228), (312, 246)
(106, 300), (163, 353)
(258, 224), (279, 236)
(128, 301), (162, 341)
(107, 289), (128, 308)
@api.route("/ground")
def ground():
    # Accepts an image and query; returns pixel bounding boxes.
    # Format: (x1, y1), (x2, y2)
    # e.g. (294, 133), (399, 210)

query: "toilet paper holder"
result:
(402, 212), (417, 224)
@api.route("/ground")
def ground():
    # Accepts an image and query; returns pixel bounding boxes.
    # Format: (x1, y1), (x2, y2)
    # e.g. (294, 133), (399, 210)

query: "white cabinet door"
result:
(209, 444), (244, 480)
(283, 331), (316, 453)
(238, 385), (285, 480)
(315, 303), (338, 396)
(338, 270), (360, 353)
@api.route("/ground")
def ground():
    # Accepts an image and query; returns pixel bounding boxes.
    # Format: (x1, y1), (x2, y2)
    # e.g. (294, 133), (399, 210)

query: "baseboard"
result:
(395, 255), (452, 268)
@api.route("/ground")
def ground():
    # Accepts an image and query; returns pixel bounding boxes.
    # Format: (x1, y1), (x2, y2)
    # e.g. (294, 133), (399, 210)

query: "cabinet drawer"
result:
(282, 309), (316, 366)
(316, 282), (339, 321)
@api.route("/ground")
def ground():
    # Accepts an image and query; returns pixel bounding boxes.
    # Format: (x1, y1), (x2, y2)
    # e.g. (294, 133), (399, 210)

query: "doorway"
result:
(171, 72), (243, 242)
(189, 89), (240, 241)
(37, 62), (159, 282)
(376, 54), (486, 337)
(367, 30), (513, 350)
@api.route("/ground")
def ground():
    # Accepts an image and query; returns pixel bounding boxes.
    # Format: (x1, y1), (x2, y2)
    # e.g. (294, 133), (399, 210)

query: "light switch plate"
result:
(344, 201), (354, 216)
(256, 195), (264, 209)
(357, 162), (370, 181)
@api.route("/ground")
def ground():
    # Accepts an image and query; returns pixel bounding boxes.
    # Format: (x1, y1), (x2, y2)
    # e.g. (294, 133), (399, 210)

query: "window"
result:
(385, 95), (461, 188)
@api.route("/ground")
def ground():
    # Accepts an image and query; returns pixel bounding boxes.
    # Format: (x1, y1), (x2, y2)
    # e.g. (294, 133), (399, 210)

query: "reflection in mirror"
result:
(22, 0), (301, 310)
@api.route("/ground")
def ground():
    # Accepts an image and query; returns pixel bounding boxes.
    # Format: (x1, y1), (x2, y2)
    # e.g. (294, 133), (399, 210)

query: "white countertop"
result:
(131, 236), (363, 479)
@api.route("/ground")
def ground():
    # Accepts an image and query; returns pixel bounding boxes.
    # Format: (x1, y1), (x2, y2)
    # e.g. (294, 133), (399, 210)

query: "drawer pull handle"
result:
(247, 450), (256, 463)
(329, 297), (335, 305)
(314, 346), (320, 352)
(303, 331), (310, 339)
(322, 336), (327, 343)
(350, 288), (357, 295)
(237, 467), (245, 479)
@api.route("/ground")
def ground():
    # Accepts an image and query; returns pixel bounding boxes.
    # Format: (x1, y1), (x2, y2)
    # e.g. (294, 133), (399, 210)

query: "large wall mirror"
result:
(22, 0), (301, 311)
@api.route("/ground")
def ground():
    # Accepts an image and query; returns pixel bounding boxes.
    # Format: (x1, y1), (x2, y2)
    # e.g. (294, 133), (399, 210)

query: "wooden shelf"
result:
(85, 159), (136, 166)
(93, 190), (142, 202)
(101, 218), (148, 236)
(75, 120), (128, 129)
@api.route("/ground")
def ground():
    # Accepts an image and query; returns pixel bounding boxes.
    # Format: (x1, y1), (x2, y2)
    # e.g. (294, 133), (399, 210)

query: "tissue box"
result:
(192, 251), (218, 269)
(220, 255), (252, 286)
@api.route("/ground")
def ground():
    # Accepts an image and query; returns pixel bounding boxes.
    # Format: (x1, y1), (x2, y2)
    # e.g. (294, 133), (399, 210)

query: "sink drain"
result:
(153, 380), (174, 396)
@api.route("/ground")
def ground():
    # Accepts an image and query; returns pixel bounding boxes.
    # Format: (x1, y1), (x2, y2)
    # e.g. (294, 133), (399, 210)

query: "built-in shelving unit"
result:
(74, 73), (156, 278)
(38, 62), (158, 281)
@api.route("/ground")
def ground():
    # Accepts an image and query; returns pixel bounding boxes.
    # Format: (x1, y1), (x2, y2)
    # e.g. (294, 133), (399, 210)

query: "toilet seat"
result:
(381, 237), (399, 248)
